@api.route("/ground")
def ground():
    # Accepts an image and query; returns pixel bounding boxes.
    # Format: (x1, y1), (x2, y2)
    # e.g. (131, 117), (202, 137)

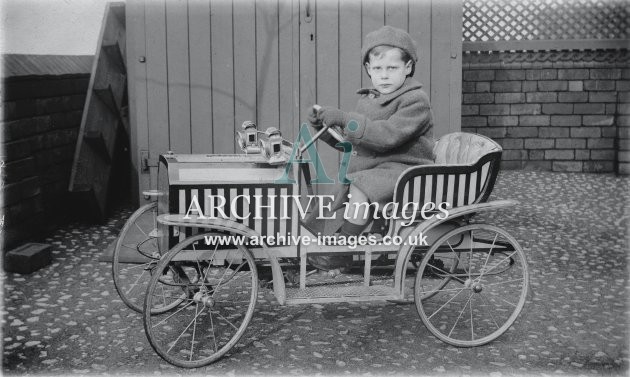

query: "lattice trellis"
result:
(463, 0), (630, 42)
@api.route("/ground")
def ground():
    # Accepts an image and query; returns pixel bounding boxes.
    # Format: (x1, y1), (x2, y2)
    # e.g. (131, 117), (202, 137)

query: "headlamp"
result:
(236, 121), (261, 153)
(260, 127), (288, 165)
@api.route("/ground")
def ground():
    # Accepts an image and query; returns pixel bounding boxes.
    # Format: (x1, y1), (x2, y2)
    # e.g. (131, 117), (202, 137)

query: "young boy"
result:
(306, 25), (435, 271)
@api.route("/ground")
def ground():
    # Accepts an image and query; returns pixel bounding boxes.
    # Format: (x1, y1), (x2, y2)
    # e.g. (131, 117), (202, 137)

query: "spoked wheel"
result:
(394, 222), (462, 304)
(143, 232), (258, 368)
(113, 203), (184, 313)
(414, 224), (529, 347)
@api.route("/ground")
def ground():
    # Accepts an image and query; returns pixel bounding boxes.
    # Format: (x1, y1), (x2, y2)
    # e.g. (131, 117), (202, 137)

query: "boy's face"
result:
(365, 48), (412, 95)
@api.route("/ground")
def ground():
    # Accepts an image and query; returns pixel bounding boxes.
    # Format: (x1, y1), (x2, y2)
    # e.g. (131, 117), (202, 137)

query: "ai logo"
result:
(275, 122), (358, 185)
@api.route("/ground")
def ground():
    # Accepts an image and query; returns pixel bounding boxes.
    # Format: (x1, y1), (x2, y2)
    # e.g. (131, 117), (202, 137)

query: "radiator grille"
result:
(169, 184), (296, 245)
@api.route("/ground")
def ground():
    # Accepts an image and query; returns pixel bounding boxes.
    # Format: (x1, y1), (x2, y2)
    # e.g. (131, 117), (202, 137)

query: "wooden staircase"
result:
(69, 2), (127, 221)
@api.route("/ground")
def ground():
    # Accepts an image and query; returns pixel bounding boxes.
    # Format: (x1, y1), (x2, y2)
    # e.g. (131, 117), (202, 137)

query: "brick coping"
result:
(463, 50), (630, 70)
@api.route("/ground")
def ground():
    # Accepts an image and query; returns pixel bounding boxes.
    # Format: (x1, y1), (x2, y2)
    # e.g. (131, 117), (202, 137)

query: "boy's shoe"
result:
(372, 253), (393, 266)
(307, 254), (353, 273)
(300, 220), (356, 273)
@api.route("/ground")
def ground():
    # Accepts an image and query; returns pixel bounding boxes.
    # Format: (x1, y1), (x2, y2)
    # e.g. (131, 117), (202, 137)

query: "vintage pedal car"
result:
(112, 119), (529, 368)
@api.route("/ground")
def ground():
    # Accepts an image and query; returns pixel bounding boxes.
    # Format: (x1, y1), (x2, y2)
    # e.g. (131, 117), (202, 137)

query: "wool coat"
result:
(304, 77), (435, 235)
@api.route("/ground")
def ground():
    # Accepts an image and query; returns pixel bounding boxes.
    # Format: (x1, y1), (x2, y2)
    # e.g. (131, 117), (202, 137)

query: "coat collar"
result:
(356, 78), (423, 105)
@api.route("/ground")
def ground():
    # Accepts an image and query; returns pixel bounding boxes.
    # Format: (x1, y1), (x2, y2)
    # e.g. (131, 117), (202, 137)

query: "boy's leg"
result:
(345, 185), (371, 225)
(309, 185), (372, 272)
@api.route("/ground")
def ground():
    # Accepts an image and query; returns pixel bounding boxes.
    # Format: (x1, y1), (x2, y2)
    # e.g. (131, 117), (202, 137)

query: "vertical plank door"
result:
(127, 0), (461, 202)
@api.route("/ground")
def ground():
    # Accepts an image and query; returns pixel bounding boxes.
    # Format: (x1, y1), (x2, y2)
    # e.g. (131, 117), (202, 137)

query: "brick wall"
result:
(2, 74), (89, 250)
(461, 51), (629, 174)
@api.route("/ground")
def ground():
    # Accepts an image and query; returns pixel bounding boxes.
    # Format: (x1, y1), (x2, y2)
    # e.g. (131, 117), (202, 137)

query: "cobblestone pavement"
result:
(2, 171), (629, 376)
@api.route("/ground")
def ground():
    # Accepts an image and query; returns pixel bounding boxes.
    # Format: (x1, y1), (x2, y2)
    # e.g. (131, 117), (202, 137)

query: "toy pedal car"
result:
(112, 122), (529, 368)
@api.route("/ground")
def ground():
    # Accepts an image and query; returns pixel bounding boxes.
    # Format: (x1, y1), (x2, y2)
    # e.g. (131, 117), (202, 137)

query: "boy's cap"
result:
(361, 25), (418, 64)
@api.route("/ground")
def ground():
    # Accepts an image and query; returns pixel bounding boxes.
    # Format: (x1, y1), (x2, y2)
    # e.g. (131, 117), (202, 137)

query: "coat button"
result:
(351, 151), (357, 156)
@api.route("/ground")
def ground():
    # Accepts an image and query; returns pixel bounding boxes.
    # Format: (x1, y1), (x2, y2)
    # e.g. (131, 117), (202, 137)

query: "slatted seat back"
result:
(389, 132), (502, 230)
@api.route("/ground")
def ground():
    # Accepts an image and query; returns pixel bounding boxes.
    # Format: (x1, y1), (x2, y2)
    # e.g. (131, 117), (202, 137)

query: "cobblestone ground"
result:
(2, 171), (629, 376)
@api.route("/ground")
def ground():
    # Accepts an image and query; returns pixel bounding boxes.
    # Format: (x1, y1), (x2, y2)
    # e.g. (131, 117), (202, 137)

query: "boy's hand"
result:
(307, 108), (323, 128)
(317, 107), (347, 128)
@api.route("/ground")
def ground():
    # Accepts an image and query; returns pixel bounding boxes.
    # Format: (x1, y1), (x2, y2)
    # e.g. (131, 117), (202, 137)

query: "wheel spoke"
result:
(448, 292), (474, 337)
(496, 296), (517, 308)
(211, 255), (237, 298)
(200, 242), (221, 290)
(134, 221), (150, 238)
(427, 286), (467, 320)
(483, 277), (524, 287)
(209, 309), (218, 353)
(189, 303), (200, 361)
(477, 233), (498, 281)
(421, 285), (466, 294)
(152, 300), (196, 328)
(479, 293), (501, 330)
(446, 241), (467, 276)
(211, 310), (240, 331)
(150, 294), (194, 302)
(475, 250), (519, 279)
(470, 295), (474, 341)
(124, 268), (151, 296)
(166, 303), (205, 354)
(209, 269), (251, 293)
(194, 257), (205, 283)
(423, 262), (467, 285)
(211, 260), (248, 298)
(468, 230), (473, 281)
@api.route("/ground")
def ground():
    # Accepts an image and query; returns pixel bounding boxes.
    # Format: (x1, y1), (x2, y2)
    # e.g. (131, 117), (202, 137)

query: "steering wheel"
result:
(299, 105), (345, 154)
